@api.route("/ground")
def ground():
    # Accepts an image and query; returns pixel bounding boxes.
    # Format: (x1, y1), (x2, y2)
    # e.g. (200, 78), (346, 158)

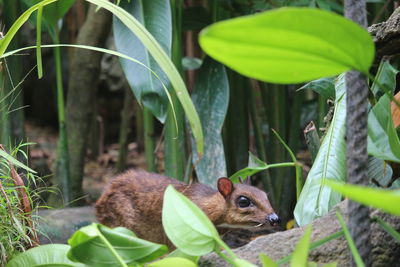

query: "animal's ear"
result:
(217, 177), (233, 198)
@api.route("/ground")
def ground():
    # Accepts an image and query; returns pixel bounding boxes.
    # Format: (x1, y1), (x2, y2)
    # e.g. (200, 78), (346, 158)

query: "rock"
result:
(200, 200), (400, 267)
(37, 206), (97, 244)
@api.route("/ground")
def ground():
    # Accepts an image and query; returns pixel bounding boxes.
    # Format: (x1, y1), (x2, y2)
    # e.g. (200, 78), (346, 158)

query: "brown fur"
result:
(95, 169), (277, 246)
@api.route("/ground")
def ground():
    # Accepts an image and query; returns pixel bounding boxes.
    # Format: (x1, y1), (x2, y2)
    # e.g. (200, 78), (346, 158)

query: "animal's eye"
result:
(237, 196), (251, 208)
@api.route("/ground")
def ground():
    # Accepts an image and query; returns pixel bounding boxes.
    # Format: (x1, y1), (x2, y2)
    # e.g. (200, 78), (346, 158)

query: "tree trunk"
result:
(65, 4), (111, 205)
(344, 1), (371, 266)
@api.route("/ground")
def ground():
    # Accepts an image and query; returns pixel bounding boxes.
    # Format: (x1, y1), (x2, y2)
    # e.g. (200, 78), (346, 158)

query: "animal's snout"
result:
(267, 213), (280, 226)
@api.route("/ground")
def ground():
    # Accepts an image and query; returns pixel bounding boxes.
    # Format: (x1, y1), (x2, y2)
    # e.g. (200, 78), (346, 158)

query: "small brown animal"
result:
(95, 169), (279, 246)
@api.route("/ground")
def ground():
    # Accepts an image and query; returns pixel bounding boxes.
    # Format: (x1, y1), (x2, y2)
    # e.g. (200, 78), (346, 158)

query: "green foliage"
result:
(298, 77), (335, 100)
(0, 0), (204, 156)
(294, 75), (346, 226)
(162, 185), (219, 256)
(199, 8), (374, 83)
(370, 60), (399, 98)
(291, 226), (312, 267)
(148, 257), (198, 267)
(113, 0), (172, 123)
(325, 181), (400, 216)
(336, 212), (365, 267)
(6, 244), (84, 267)
(0, 144), (42, 266)
(191, 57), (229, 186)
(368, 93), (400, 163)
(67, 223), (167, 266)
(230, 152), (295, 183)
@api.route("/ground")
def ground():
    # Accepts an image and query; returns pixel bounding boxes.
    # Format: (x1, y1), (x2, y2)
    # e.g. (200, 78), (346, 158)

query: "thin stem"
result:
(99, 234), (128, 267)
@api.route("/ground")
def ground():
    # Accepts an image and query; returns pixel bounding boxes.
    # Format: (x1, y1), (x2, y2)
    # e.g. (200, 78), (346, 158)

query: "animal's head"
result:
(216, 177), (280, 229)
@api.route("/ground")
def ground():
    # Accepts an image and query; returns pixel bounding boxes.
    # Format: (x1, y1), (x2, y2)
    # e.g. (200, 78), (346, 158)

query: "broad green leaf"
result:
(199, 8), (374, 84)
(325, 181), (400, 216)
(113, 0), (171, 123)
(162, 186), (219, 256)
(0, 148), (36, 173)
(290, 225), (312, 267)
(0, 0), (203, 155)
(367, 156), (393, 187)
(294, 75), (346, 226)
(148, 257), (197, 267)
(260, 253), (278, 267)
(368, 94), (400, 163)
(370, 61), (399, 98)
(191, 57), (229, 186)
(336, 212), (365, 267)
(230, 152), (295, 183)
(322, 263), (338, 267)
(298, 77), (335, 100)
(67, 223), (167, 266)
(6, 244), (84, 267)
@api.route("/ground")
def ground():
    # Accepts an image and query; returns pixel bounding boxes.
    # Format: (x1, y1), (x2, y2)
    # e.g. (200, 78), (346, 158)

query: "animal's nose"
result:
(267, 213), (280, 226)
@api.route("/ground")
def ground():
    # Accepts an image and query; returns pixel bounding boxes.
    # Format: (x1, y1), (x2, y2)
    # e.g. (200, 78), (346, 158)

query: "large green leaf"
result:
(199, 8), (374, 84)
(370, 60), (399, 98)
(6, 244), (84, 267)
(113, 0), (171, 123)
(191, 57), (229, 186)
(162, 186), (220, 256)
(326, 181), (400, 216)
(367, 156), (393, 187)
(0, 0), (203, 155)
(368, 94), (400, 163)
(67, 223), (167, 266)
(294, 75), (346, 226)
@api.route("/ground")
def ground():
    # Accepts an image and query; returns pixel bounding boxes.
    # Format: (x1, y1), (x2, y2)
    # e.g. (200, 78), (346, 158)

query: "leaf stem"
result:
(336, 211), (365, 267)
(97, 227), (128, 267)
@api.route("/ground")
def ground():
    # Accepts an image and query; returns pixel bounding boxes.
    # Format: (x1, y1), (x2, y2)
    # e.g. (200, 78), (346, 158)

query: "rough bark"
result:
(344, 1), (372, 266)
(369, 7), (400, 62)
(65, 5), (112, 204)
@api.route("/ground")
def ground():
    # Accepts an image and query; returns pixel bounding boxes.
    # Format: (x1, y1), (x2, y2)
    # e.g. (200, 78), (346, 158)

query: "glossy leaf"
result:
(368, 94), (400, 163)
(298, 77), (335, 100)
(290, 225), (312, 267)
(371, 60), (398, 97)
(294, 75), (346, 226)
(162, 185), (219, 256)
(367, 156), (393, 187)
(199, 8), (374, 84)
(148, 257), (197, 267)
(113, 0), (171, 123)
(260, 253), (278, 267)
(230, 152), (295, 183)
(325, 181), (400, 216)
(191, 57), (229, 186)
(6, 244), (84, 267)
(67, 223), (168, 266)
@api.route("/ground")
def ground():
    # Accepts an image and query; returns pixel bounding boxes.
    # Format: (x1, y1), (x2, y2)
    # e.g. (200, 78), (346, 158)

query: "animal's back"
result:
(95, 169), (183, 243)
